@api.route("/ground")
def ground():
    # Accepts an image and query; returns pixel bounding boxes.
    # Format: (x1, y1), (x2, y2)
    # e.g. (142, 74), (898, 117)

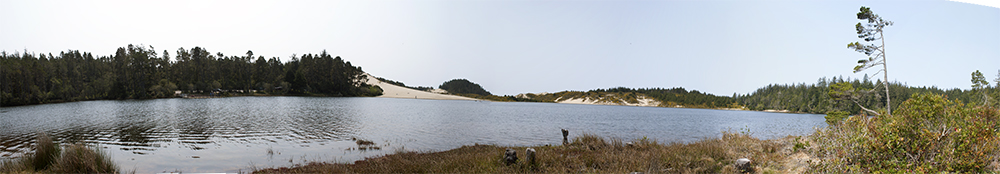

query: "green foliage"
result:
(828, 82), (881, 115)
(793, 137), (810, 152)
(972, 70), (992, 106)
(738, 76), (993, 115)
(1, 46), (379, 106)
(824, 111), (849, 126)
(972, 70), (990, 89)
(439, 79), (492, 96)
(810, 93), (1000, 173)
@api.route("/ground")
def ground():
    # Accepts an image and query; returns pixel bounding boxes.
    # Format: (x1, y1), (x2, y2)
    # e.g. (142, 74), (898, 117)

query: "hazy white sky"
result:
(2, 0), (998, 96)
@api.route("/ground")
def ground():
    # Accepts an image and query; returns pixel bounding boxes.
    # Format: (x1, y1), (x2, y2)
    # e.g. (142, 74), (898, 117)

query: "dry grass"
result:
(52, 144), (119, 173)
(255, 132), (793, 173)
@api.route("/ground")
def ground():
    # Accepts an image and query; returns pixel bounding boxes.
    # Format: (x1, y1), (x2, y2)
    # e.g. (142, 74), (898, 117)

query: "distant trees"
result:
(828, 82), (881, 115)
(972, 70), (990, 106)
(848, 6), (894, 115)
(515, 87), (734, 108)
(0, 45), (380, 106)
(738, 76), (993, 115)
(439, 79), (492, 96)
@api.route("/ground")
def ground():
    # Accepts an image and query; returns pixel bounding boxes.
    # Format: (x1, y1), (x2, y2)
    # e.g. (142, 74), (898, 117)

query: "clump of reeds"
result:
(52, 144), (119, 173)
(0, 132), (123, 173)
(33, 132), (61, 170)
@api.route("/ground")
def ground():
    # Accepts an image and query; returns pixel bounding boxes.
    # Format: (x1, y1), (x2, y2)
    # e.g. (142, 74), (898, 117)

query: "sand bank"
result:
(364, 74), (478, 100)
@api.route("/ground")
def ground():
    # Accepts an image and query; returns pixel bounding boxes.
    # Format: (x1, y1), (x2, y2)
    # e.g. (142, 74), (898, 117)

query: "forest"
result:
(0, 44), (381, 106)
(736, 75), (1000, 115)
(438, 79), (492, 96)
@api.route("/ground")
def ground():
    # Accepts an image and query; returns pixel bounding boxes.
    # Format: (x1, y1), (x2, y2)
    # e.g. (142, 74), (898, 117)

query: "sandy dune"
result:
(554, 95), (661, 107)
(364, 74), (478, 100)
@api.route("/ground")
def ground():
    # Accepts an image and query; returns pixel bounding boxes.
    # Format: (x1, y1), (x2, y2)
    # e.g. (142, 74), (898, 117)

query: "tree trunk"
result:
(881, 32), (891, 116)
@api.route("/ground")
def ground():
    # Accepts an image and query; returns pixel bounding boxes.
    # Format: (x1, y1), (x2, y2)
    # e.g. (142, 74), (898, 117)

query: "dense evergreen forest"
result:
(438, 79), (492, 96)
(737, 75), (1000, 114)
(1, 45), (381, 106)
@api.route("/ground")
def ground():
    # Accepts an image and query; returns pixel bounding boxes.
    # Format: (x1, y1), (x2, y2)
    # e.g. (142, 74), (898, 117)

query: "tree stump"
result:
(561, 129), (569, 145)
(503, 148), (518, 165)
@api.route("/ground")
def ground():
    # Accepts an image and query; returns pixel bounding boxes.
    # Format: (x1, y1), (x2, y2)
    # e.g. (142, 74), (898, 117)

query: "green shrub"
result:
(811, 93), (1000, 173)
(824, 111), (850, 126)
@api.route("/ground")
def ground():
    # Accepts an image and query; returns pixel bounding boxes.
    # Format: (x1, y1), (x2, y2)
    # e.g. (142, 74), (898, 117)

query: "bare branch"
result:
(852, 100), (881, 116)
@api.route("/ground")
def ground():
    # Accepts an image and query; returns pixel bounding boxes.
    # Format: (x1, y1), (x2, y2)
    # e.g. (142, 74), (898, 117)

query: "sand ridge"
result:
(364, 73), (478, 100)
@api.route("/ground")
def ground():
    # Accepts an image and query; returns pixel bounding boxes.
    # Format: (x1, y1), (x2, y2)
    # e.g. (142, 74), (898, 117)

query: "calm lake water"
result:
(0, 96), (826, 172)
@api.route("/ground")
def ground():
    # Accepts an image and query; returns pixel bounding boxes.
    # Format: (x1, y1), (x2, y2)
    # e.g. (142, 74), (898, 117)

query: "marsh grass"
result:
(53, 144), (119, 173)
(0, 133), (124, 173)
(255, 132), (790, 173)
(32, 133), (60, 171)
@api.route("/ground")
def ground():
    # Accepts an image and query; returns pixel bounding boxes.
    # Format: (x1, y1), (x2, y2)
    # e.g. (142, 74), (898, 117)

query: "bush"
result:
(811, 93), (1000, 172)
(824, 111), (850, 126)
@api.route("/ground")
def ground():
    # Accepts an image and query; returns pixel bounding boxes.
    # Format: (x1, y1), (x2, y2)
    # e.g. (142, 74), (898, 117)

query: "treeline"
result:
(1, 44), (380, 106)
(376, 77), (433, 91)
(737, 76), (999, 114)
(439, 79), (492, 96)
(593, 87), (736, 108)
(517, 87), (735, 108)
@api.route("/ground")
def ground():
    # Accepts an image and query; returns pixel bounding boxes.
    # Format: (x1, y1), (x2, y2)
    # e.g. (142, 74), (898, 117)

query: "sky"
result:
(1, 0), (998, 96)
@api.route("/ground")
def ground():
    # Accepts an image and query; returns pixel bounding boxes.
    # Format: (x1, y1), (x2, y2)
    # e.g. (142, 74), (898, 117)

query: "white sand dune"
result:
(364, 73), (478, 100)
(554, 95), (661, 107)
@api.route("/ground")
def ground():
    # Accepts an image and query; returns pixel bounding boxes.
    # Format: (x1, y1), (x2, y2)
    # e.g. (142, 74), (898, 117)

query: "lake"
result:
(0, 96), (826, 172)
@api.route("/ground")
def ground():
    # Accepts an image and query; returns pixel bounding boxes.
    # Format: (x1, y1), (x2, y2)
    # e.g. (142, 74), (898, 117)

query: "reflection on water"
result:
(0, 96), (826, 172)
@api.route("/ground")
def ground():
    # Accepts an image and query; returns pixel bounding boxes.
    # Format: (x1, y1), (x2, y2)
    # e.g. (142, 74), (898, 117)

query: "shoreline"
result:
(253, 132), (812, 173)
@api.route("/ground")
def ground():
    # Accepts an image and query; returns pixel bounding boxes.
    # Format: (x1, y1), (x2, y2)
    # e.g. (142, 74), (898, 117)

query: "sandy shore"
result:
(364, 73), (478, 100)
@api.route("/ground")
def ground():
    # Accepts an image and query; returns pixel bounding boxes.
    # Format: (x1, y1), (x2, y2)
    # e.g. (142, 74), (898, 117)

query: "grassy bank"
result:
(0, 133), (124, 173)
(255, 132), (805, 173)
